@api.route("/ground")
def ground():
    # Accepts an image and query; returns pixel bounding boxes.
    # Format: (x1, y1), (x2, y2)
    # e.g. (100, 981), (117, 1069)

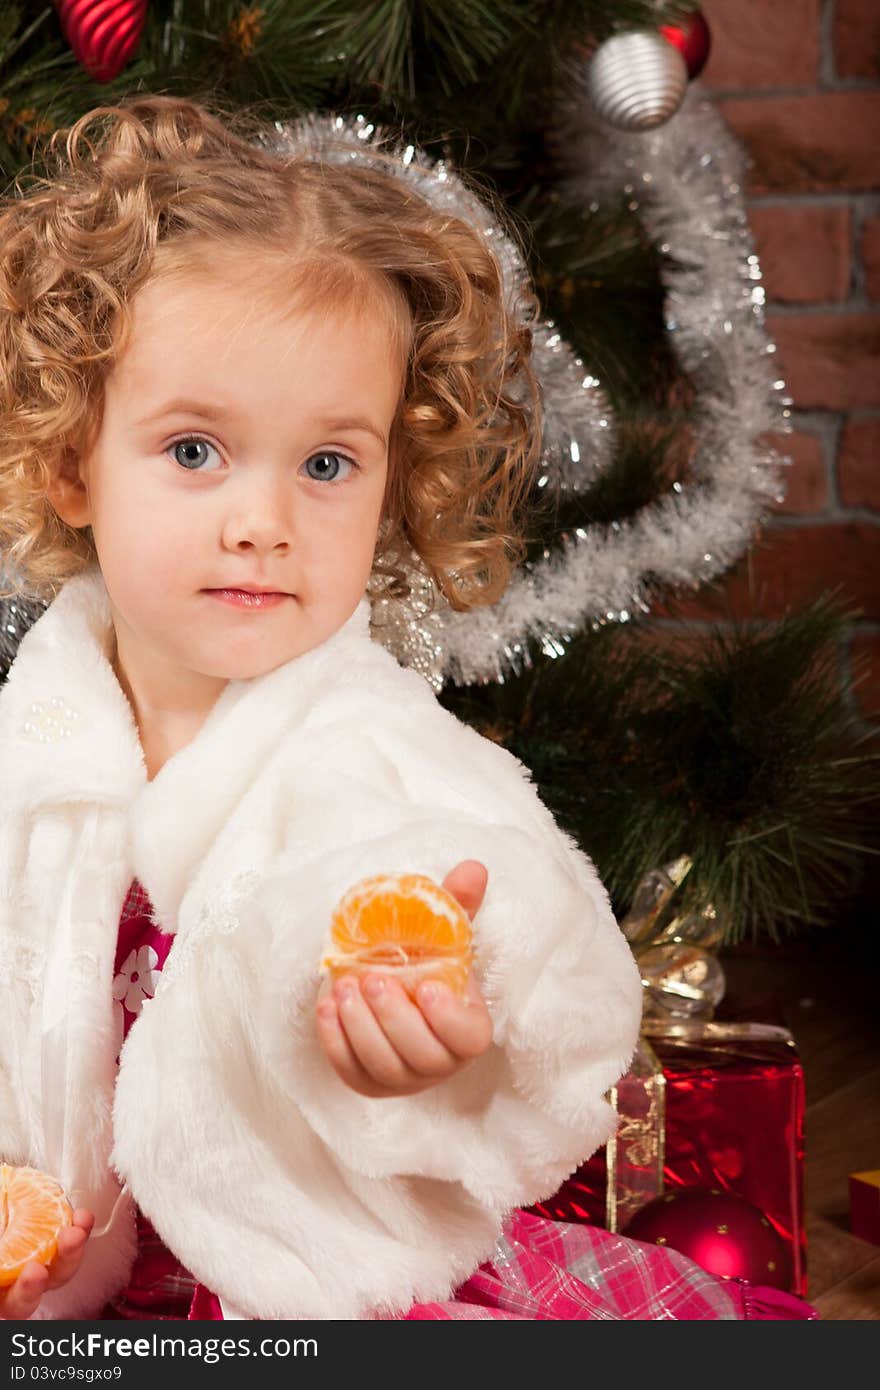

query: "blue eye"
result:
(170, 438), (222, 472)
(304, 452), (356, 483)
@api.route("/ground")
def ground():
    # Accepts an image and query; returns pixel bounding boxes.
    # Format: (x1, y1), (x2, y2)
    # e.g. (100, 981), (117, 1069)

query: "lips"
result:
(204, 588), (292, 609)
(205, 585), (288, 595)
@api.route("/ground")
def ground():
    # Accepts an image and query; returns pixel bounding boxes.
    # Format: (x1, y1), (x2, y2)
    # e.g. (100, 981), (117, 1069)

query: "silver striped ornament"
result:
(587, 31), (688, 131)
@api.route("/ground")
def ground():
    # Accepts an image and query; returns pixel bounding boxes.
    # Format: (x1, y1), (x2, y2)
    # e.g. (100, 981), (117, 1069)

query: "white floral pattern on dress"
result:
(113, 944), (161, 1016)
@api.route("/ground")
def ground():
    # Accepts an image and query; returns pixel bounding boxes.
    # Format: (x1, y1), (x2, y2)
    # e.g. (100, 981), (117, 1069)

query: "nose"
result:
(220, 473), (292, 555)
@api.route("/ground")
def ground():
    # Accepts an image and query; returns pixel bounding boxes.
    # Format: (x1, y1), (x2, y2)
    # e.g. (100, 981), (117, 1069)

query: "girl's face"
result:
(51, 257), (403, 697)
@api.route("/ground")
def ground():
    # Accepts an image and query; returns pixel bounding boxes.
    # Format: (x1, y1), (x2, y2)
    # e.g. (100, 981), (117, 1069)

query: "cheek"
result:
(343, 503), (386, 577)
(310, 488), (385, 564)
(89, 474), (192, 592)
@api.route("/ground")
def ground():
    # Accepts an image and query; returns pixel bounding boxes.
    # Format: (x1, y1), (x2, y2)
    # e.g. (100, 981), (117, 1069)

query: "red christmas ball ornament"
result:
(660, 9), (712, 79)
(624, 1188), (792, 1290)
(56, 0), (148, 82)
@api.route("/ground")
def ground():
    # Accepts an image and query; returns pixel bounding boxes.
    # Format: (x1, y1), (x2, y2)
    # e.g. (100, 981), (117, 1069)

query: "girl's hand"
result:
(0, 1209), (94, 1320)
(315, 861), (494, 1098)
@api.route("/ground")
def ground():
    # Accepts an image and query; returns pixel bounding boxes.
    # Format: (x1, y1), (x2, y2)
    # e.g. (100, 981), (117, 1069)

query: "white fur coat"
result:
(0, 569), (642, 1320)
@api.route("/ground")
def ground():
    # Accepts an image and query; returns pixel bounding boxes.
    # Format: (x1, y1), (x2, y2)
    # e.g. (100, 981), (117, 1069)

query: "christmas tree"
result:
(0, 0), (876, 978)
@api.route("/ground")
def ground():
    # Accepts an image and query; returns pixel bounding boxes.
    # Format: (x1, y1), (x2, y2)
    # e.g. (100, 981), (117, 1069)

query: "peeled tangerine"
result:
(321, 872), (473, 999)
(0, 1164), (73, 1287)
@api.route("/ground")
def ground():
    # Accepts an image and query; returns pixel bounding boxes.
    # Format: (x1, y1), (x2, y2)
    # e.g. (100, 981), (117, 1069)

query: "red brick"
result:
(833, 0), (880, 80)
(701, 0), (821, 89)
(657, 523), (880, 621)
(715, 93), (880, 194)
(838, 418), (880, 510)
(749, 206), (851, 304)
(767, 312), (880, 411)
(862, 216), (880, 303)
(766, 429), (828, 514)
(850, 630), (880, 720)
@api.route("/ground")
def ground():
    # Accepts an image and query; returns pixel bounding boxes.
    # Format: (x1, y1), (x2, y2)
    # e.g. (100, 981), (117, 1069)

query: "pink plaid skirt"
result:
(101, 1205), (814, 1321)
(103, 881), (815, 1322)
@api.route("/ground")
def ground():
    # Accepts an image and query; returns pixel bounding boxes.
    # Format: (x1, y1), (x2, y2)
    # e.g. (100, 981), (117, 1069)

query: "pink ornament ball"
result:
(624, 1187), (792, 1290)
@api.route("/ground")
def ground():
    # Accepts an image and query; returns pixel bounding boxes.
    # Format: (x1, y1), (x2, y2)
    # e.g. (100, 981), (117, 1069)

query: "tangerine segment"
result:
(0, 1164), (73, 1287)
(321, 872), (473, 999)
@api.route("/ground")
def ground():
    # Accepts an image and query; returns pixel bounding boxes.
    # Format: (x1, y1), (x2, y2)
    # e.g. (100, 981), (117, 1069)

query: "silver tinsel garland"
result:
(0, 90), (789, 690)
(431, 85), (791, 685)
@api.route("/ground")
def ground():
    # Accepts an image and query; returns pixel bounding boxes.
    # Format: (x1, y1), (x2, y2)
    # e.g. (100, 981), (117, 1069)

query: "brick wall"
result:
(661, 0), (879, 725)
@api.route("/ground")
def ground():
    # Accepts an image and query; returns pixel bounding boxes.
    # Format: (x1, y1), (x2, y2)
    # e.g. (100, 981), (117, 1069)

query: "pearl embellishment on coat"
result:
(20, 697), (81, 743)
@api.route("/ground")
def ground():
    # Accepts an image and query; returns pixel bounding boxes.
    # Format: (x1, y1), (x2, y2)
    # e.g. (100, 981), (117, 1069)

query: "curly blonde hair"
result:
(0, 94), (543, 610)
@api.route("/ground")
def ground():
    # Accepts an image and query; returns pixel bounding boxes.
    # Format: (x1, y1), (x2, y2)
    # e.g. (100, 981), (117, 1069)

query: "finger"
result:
(441, 860), (488, 921)
(0, 1260), (50, 1320)
(332, 975), (420, 1091)
(316, 991), (394, 1096)
(416, 975), (494, 1060)
(360, 973), (459, 1078)
(46, 1211), (93, 1289)
(463, 971), (488, 1006)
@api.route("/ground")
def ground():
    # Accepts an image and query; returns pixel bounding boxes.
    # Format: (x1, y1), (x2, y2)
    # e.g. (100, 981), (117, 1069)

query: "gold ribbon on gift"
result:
(605, 1036), (666, 1232)
(641, 1020), (796, 1046)
(604, 855), (738, 1232)
(621, 855), (728, 1021)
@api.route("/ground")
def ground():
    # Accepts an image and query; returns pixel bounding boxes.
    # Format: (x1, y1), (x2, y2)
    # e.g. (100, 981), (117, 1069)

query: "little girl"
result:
(0, 96), (812, 1323)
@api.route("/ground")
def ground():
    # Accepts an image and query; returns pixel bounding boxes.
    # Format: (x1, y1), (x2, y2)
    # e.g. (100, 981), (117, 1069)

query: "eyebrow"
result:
(135, 400), (389, 450)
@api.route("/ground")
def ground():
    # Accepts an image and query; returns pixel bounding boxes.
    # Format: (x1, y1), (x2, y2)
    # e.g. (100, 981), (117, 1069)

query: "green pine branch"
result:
(440, 593), (880, 942)
(1, 0), (699, 183)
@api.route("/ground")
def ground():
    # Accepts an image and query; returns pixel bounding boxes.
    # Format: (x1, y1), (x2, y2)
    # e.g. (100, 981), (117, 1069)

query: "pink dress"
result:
(102, 881), (816, 1321)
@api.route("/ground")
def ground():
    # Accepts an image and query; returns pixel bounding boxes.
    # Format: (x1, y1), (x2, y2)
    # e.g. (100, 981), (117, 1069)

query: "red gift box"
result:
(531, 1020), (806, 1296)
